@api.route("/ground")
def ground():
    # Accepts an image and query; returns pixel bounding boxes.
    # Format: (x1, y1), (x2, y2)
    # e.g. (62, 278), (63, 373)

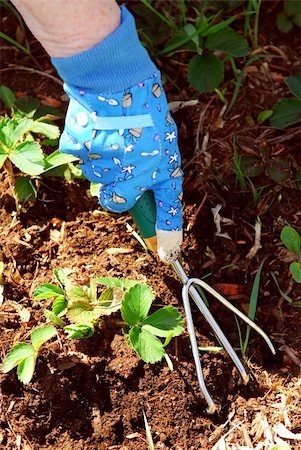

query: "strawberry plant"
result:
(121, 283), (182, 363)
(0, 85), (80, 203)
(1, 325), (56, 384)
(31, 270), (182, 363)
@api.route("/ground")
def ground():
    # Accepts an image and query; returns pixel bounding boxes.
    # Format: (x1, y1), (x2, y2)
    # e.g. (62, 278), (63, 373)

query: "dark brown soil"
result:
(1, 2), (301, 449)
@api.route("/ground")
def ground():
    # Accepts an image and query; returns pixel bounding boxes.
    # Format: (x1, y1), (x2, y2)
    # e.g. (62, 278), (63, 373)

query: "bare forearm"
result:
(10, 0), (120, 57)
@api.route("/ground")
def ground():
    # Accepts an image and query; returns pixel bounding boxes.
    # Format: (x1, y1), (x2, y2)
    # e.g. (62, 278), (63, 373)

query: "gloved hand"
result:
(52, 6), (183, 263)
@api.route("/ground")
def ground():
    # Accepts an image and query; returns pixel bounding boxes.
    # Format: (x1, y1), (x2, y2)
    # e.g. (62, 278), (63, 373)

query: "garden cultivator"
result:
(130, 191), (276, 414)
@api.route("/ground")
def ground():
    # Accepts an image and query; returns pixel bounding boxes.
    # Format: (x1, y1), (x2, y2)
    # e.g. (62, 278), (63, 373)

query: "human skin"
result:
(10, 0), (120, 57)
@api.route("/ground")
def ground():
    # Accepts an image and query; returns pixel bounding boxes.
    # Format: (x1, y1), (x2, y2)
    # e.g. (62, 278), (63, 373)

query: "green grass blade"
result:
(270, 271), (293, 303)
(242, 257), (267, 354)
(0, 31), (30, 55)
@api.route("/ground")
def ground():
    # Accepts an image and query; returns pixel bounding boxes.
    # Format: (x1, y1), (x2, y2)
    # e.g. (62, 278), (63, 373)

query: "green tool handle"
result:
(129, 191), (157, 251)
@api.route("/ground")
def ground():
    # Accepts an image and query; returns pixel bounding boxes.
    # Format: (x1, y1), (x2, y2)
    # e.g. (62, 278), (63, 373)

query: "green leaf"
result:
(17, 355), (36, 384)
(31, 325), (56, 351)
(266, 157), (290, 183)
(1, 117), (34, 147)
(290, 261), (301, 283)
(271, 98), (301, 128)
(276, 13), (293, 33)
(67, 301), (101, 323)
(184, 23), (200, 51)
(33, 283), (64, 300)
(142, 306), (183, 337)
(33, 105), (64, 121)
(97, 288), (121, 315)
(9, 141), (45, 175)
(1, 343), (35, 373)
(206, 27), (249, 57)
(257, 110), (274, 124)
(64, 323), (94, 339)
(65, 285), (90, 304)
(43, 150), (79, 171)
(53, 268), (71, 289)
(15, 176), (37, 202)
(284, 1), (300, 16)
(121, 284), (154, 326)
(129, 326), (165, 363)
(280, 226), (301, 255)
(14, 96), (39, 118)
(44, 309), (65, 326)
(240, 155), (264, 177)
(188, 52), (224, 93)
(98, 287), (114, 304)
(286, 73), (301, 99)
(90, 182), (102, 197)
(270, 271), (293, 303)
(94, 277), (139, 291)
(52, 295), (68, 316)
(30, 121), (60, 139)
(292, 11), (301, 27)
(0, 85), (16, 110)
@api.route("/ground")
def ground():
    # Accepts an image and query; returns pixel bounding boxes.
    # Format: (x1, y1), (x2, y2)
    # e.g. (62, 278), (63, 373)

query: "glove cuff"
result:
(51, 6), (157, 92)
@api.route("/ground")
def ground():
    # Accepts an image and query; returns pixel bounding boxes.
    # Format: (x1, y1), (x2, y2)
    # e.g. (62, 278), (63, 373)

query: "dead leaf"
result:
(213, 283), (243, 296)
(9, 301), (31, 322)
(36, 94), (62, 108)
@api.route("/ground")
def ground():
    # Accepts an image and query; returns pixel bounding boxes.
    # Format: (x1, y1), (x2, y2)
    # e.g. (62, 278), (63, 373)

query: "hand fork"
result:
(129, 191), (275, 413)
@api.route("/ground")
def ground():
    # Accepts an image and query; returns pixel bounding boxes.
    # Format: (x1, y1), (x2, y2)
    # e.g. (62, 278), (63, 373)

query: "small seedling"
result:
(280, 226), (301, 283)
(34, 270), (130, 339)
(2, 270), (183, 385)
(35, 270), (183, 363)
(121, 283), (182, 363)
(1, 325), (56, 384)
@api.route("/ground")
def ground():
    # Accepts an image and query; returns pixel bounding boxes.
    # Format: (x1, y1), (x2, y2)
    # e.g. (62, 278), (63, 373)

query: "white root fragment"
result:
(246, 221), (262, 259)
(211, 204), (234, 240)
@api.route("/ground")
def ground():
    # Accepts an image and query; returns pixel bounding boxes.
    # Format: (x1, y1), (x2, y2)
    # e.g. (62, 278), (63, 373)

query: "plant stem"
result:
(4, 159), (19, 210)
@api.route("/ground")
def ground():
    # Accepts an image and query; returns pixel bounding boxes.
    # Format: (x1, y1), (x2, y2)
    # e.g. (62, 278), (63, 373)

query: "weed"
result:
(244, 0), (262, 49)
(134, 1), (249, 94)
(1, 270), (183, 384)
(234, 144), (293, 193)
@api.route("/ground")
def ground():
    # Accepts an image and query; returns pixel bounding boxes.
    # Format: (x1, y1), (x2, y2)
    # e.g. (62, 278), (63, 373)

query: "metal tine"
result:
(173, 260), (248, 384)
(181, 285), (217, 414)
(190, 278), (276, 355)
(172, 261), (275, 355)
(183, 279), (249, 385)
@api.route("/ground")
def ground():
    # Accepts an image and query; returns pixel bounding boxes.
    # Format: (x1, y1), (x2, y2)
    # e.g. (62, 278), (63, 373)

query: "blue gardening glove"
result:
(52, 6), (183, 263)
